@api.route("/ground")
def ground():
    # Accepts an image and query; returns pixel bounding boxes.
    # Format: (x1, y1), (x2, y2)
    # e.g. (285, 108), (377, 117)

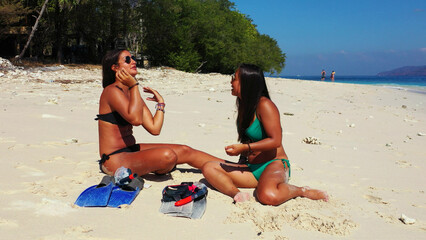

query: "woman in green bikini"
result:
(202, 64), (328, 205)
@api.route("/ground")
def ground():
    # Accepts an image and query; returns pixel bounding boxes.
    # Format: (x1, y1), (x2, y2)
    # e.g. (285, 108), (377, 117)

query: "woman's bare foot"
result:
(233, 192), (251, 203)
(301, 186), (329, 201)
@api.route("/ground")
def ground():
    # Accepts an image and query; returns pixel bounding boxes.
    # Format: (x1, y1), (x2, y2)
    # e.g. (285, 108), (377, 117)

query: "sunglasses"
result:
(124, 56), (137, 64)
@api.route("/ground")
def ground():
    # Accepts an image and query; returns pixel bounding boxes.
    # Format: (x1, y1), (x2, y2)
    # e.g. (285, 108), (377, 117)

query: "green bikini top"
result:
(245, 114), (267, 142)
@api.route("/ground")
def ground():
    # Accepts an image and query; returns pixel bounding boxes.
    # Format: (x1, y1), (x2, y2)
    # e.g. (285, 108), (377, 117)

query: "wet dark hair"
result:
(236, 63), (270, 142)
(102, 49), (125, 88)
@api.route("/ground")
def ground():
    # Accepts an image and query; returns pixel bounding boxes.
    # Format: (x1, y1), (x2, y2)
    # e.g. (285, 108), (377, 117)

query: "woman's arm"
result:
(107, 70), (144, 125)
(225, 97), (282, 156)
(111, 69), (165, 134)
(140, 86), (165, 135)
(249, 97), (283, 151)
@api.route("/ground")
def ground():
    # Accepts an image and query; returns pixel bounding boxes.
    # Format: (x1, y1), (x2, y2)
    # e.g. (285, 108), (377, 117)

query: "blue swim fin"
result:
(107, 176), (144, 208)
(74, 175), (115, 207)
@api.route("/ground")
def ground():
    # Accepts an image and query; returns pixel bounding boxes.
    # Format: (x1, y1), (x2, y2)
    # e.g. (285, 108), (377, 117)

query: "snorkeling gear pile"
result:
(75, 168), (208, 218)
(159, 182), (208, 219)
(74, 173), (144, 208)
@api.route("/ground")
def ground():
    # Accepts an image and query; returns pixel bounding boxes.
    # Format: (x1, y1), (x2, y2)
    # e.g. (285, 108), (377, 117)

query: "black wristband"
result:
(129, 82), (139, 90)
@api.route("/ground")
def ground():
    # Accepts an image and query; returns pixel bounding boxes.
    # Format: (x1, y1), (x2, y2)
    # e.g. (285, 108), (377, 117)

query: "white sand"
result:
(0, 63), (425, 239)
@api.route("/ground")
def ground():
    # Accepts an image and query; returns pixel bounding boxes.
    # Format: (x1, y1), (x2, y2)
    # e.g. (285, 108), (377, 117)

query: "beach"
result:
(0, 63), (425, 239)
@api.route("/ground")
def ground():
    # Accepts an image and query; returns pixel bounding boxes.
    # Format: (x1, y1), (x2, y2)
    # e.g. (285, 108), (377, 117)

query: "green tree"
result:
(49, 0), (81, 63)
(0, 0), (30, 38)
(2, 0), (286, 74)
(138, 0), (285, 74)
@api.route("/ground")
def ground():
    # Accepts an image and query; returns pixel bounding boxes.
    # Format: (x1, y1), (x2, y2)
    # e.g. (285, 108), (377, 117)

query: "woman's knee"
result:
(160, 148), (178, 167)
(201, 161), (218, 177)
(175, 144), (194, 157)
(101, 163), (115, 176)
(102, 159), (123, 176)
(256, 188), (281, 206)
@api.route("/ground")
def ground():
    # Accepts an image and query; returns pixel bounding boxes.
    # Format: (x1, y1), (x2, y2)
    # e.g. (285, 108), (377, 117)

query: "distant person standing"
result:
(330, 71), (335, 81)
(321, 69), (326, 80)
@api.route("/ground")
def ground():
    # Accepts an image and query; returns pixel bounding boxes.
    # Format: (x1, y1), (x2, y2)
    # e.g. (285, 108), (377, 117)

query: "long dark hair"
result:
(102, 49), (125, 88)
(236, 63), (270, 143)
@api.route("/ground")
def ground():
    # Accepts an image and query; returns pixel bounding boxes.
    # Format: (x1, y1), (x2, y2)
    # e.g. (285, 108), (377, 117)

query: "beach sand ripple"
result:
(226, 198), (357, 236)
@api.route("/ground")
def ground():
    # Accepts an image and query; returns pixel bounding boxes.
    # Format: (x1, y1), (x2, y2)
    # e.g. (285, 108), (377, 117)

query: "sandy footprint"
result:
(0, 217), (19, 228)
(15, 164), (45, 177)
(0, 137), (16, 144)
(28, 182), (69, 197)
(8, 198), (76, 216)
(64, 225), (94, 234)
(363, 192), (407, 225)
(363, 194), (389, 205)
(321, 159), (334, 164)
(39, 155), (66, 163)
(38, 226), (112, 240)
(7, 143), (27, 150)
(41, 141), (68, 146)
(225, 198), (357, 236)
(25, 175), (75, 197)
(274, 236), (289, 240)
(41, 114), (64, 120)
(395, 160), (412, 168)
(71, 171), (106, 186)
(411, 203), (426, 209)
(375, 211), (398, 224)
(36, 139), (81, 147)
(289, 164), (303, 171)
(0, 188), (25, 195)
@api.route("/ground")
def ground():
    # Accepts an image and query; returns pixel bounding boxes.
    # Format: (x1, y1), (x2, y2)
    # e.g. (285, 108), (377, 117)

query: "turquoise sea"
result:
(277, 75), (426, 94)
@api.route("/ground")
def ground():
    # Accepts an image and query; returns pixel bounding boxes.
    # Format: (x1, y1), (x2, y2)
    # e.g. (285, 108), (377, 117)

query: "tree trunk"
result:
(55, 0), (62, 63)
(16, 0), (49, 61)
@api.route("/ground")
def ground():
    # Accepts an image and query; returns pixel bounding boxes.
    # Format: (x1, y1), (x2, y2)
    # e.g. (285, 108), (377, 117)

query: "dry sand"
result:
(0, 61), (425, 239)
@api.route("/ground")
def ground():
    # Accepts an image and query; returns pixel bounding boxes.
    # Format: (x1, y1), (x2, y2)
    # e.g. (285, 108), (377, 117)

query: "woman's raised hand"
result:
(143, 86), (164, 103)
(116, 69), (137, 87)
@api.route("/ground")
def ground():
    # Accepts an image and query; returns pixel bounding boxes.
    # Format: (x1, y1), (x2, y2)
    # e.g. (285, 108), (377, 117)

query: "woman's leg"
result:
(102, 143), (225, 176)
(103, 146), (178, 176)
(140, 143), (225, 169)
(255, 161), (328, 206)
(202, 161), (258, 202)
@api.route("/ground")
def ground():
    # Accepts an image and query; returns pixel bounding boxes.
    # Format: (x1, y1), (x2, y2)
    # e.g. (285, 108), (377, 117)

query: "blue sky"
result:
(231, 0), (426, 76)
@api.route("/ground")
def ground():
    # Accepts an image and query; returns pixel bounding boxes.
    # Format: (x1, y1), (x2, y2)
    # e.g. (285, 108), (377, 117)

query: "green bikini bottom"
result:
(247, 158), (291, 181)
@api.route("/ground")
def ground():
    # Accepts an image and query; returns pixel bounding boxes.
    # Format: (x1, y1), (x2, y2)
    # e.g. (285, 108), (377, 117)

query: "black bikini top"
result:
(95, 111), (130, 126)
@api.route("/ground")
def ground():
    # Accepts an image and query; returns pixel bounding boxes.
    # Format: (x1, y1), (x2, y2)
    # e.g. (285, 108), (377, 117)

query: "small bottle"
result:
(114, 167), (136, 185)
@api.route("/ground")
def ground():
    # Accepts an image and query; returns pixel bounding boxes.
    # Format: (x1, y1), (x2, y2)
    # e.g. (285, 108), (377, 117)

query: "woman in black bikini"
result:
(97, 49), (223, 176)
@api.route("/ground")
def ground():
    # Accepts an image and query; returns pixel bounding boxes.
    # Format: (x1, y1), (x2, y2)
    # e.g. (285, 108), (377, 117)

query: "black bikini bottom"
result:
(98, 144), (141, 174)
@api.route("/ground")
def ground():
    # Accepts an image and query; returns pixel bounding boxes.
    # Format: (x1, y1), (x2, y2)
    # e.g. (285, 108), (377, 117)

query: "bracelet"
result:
(156, 103), (165, 113)
(129, 82), (139, 90)
(247, 143), (252, 153)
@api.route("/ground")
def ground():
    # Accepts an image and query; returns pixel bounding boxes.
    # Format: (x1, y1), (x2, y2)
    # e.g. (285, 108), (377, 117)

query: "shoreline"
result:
(383, 85), (426, 95)
(275, 76), (426, 95)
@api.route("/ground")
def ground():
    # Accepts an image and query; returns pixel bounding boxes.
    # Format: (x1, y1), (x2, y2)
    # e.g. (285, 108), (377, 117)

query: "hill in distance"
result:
(377, 65), (426, 76)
